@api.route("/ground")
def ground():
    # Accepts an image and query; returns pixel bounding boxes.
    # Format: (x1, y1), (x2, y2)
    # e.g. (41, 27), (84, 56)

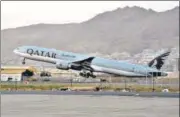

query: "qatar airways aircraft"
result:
(13, 46), (170, 78)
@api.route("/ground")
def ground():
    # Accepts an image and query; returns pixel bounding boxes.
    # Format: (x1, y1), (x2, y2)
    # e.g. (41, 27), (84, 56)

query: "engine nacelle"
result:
(56, 61), (71, 70)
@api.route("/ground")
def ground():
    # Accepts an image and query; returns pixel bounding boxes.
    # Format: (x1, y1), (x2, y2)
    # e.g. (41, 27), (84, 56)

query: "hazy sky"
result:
(1, 1), (179, 29)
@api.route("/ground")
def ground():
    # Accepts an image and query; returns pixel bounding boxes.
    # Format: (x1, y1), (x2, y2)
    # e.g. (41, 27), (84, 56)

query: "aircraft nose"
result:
(13, 49), (17, 53)
(13, 48), (19, 54)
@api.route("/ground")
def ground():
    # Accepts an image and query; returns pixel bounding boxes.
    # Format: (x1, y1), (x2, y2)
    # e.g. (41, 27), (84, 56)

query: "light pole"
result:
(109, 75), (112, 87)
(124, 78), (127, 90)
(145, 67), (147, 85)
(15, 78), (17, 91)
(152, 73), (155, 92)
(70, 70), (73, 87)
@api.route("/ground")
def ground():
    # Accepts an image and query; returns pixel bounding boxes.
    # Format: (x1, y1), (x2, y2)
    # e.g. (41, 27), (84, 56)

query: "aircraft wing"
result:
(72, 57), (95, 71)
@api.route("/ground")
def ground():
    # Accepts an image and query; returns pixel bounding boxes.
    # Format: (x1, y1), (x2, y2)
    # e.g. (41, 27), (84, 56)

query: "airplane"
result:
(13, 46), (170, 78)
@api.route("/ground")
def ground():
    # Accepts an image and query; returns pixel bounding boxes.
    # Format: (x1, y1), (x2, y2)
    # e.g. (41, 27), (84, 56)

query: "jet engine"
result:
(56, 61), (71, 70)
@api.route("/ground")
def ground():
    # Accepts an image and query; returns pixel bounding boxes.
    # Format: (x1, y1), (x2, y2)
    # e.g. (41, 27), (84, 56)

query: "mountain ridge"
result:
(1, 6), (179, 63)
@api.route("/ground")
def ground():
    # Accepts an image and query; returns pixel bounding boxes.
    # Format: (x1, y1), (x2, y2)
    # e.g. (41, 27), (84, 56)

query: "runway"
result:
(1, 90), (179, 98)
(1, 94), (179, 117)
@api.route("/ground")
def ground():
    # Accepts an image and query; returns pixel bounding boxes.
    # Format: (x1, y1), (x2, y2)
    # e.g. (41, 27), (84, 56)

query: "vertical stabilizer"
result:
(148, 50), (171, 70)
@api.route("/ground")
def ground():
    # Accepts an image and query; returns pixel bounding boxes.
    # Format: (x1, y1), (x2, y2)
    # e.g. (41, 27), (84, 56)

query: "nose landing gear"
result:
(22, 58), (26, 64)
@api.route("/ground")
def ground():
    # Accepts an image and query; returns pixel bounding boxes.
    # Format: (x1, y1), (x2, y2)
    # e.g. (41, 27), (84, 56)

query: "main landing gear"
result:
(22, 58), (26, 65)
(79, 70), (96, 78)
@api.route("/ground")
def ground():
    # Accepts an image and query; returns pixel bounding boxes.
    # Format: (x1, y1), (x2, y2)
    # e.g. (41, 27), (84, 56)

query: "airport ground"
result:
(1, 81), (179, 92)
(1, 67), (179, 117)
(1, 65), (179, 92)
(1, 76), (179, 92)
(1, 94), (179, 117)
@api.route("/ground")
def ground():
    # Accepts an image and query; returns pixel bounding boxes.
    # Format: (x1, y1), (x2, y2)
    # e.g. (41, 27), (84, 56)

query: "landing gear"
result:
(22, 58), (26, 65)
(79, 70), (96, 78)
(91, 74), (96, 78)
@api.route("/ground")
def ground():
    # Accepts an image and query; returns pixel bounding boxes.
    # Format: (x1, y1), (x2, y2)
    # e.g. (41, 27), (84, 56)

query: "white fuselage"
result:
(14, 49), (148, 77)
(14, 46), (166, 77)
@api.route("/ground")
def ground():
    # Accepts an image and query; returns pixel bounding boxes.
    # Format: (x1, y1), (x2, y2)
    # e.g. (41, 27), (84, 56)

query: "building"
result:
(1, 66), (37, 81)
(1, 73), (22, 81)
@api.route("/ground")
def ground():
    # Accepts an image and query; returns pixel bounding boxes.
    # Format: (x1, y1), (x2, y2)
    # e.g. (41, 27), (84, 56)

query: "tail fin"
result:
(148, 50), (171, 70)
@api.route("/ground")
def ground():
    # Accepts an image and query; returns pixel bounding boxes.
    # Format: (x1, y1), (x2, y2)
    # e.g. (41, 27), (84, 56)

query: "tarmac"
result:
(1, 94), (179, 117)
(1, 90), (179, 98)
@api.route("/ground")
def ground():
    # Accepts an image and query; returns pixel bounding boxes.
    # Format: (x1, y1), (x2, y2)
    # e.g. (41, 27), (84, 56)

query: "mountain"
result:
(1, 6), (179, 64)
